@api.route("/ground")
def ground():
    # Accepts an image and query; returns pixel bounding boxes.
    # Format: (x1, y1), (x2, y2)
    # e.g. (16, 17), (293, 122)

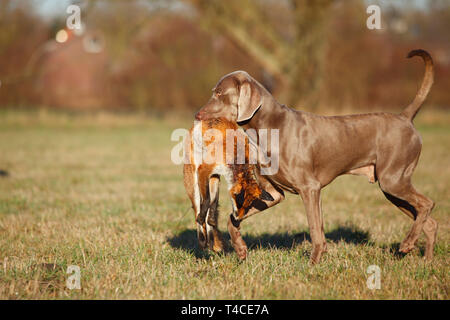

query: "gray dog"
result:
(194, 49), (437, 264)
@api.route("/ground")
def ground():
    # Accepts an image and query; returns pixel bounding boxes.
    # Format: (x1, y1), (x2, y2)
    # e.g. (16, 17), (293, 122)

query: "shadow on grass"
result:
(167, 225), (371, 259)
(380, 242), (408, 259)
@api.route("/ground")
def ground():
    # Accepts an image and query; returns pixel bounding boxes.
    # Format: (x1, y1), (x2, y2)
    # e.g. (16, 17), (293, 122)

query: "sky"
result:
(31, 0), (190, 20)
(32, 0), (73, 20)
(32, 0), (430, 20)
(365, 0), (428, 10)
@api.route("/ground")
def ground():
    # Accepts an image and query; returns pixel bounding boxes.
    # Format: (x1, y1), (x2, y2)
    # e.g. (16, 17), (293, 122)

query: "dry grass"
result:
(0, 109), (448, 299)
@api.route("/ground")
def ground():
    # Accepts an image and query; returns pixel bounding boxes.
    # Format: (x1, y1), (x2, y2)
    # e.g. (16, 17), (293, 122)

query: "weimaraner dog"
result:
(194, 49), (437, 264)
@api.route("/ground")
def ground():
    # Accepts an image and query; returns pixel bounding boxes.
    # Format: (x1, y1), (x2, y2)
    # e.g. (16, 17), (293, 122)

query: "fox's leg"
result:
(195, 165), (211, 250)
(206, 175), (224, 253)
(228, 173), (285, 260)
(183, 164), (208, 250)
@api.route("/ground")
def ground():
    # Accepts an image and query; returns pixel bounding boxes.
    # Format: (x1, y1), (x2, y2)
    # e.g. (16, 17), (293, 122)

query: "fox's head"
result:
(231, 169), (274, 219)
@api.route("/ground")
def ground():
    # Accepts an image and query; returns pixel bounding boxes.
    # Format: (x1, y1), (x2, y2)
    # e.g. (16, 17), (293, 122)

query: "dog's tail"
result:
(401, 49), (434, 121)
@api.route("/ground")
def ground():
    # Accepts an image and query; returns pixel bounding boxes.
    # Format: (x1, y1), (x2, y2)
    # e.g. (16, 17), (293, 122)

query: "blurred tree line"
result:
(0, 0), (449, 112)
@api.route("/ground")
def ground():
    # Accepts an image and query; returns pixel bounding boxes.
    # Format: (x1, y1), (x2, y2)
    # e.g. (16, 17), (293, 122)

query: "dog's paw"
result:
(399, 241), (415, 253)
(231, 237), (247, 260)
(235, 246), (247, 260)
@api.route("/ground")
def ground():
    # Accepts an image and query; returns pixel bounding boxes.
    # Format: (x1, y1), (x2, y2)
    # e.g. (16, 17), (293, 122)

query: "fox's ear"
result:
(234, 188), (245, 209)
(260, 189), (274, 201)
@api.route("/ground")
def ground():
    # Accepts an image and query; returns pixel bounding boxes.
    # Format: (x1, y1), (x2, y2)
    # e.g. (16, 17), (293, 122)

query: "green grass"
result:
(0, 108), (448, 299)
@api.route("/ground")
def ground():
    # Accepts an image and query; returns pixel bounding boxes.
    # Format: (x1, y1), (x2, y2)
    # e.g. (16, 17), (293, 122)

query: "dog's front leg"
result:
(227, 214), (248, 260)
(299, 185), (326, 264)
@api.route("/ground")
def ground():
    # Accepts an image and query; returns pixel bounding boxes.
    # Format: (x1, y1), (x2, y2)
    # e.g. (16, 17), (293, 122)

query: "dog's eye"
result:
(215, 89), (223, 97)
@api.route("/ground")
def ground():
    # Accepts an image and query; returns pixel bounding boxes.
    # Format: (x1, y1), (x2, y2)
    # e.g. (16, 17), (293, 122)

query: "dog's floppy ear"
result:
(237, 80), (262, 122)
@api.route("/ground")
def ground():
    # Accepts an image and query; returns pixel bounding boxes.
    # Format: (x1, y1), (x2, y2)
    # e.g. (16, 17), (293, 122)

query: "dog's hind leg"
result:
(422, 216), (438, 260)
(377, 129), (437, 260)
(380, 184), (435, 256)
(378, 164), (436, 259)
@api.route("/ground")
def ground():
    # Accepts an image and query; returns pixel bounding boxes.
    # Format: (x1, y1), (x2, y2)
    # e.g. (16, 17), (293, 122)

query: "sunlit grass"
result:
(0, 109), (448, 299)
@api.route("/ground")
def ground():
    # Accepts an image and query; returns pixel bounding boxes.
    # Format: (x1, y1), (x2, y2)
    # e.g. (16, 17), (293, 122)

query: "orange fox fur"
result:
(183, 118), (272, 252)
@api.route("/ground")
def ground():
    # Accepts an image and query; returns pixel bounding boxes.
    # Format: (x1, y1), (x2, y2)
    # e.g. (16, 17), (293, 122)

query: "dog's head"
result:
(195, 71), (263, 123)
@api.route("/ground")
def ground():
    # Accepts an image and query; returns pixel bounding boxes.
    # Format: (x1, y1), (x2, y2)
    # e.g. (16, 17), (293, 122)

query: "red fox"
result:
(183, 118), (273, 252)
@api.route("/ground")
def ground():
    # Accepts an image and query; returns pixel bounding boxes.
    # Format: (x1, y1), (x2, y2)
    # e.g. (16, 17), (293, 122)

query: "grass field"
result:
(0, 109), (448, 299)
